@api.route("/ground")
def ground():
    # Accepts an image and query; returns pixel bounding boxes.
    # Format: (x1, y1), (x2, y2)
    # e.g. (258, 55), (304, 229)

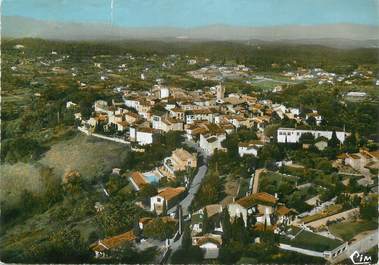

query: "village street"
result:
(165, 152), (208, 262)
(168, 153), (208, 217)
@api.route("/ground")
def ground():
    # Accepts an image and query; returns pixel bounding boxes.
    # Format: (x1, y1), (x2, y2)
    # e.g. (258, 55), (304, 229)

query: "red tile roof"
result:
(158, 187), (185, 202)
(129, 171), (147, 188)
(90, 230), (136, 252)
(236, 192), (277, 208)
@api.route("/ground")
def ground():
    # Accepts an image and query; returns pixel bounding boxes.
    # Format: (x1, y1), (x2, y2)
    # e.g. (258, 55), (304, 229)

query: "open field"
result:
(0, 134), (128, 207)
(329, 220), (378, 241)
(39, 134), (129, 180)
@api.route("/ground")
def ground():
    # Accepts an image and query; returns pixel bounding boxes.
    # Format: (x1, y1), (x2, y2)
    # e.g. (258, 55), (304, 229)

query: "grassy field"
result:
(0, 134), (129, 208)
(39, 134), (129, 180)
(328, 220), (378, 241)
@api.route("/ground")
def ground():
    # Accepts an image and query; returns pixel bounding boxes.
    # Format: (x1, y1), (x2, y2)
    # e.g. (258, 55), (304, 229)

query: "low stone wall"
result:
(91, 133), (130, 144)
(278, 243), (324, 258)
(78, 126), (130, 144)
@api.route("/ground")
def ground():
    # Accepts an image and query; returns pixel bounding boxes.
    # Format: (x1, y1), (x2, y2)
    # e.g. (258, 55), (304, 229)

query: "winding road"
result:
(168, 157), (208, 217)
(165, 147), (209, 262)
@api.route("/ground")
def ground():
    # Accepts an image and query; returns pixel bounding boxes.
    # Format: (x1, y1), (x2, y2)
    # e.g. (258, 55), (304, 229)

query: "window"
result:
(157, 198), (161, 202)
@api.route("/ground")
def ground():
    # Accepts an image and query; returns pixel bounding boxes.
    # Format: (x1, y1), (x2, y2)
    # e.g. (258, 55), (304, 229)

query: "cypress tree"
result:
(182, 225), (192, 249)
(329, 130), (340, 148)
(221, 207), (232, 243)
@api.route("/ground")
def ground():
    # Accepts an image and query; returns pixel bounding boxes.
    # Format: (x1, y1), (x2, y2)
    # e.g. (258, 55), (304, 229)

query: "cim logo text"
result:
(350, 251), (372, 265)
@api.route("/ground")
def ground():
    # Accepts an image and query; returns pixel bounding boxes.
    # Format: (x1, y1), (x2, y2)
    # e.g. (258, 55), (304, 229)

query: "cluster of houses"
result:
(188, 64), (251, 81)
(281, 68), (374, 85)
(74, 81), (351, 158)
(90, 189), (299, 260)
(79, 82), (377, 263)
(90, 184), (354, 262)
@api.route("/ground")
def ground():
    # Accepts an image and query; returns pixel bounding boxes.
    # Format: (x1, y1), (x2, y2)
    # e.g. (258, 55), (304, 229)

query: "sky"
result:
(2, 0), (379, 28)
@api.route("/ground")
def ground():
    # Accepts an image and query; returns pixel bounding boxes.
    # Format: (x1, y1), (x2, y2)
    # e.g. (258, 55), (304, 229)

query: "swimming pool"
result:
(144, 174), (159, 183)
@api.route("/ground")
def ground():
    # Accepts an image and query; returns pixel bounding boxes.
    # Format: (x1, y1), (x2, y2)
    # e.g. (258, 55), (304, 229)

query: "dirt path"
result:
(252, 168), (266, 194)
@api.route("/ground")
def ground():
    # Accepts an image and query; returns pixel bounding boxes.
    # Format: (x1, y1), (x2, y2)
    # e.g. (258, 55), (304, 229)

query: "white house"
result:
(160, 87), (170, 98)
(161, 118), (183, 132)
(199, 133), (226, 156)
(152, 115), (165, 130)
(150, 187), (186, 214)
(277, 128), (347, 144)
(123, 97), (140, 110)
(306, 111), (323, 125)
(185, 109), (214, 124)
(136, 128), (154, 145)
(228, 192), (277, 227)
(152, 115), (183, 132)
(344, 149), (379, 173)
(90, 230), (136, 259)
(238, 140), (265, 157)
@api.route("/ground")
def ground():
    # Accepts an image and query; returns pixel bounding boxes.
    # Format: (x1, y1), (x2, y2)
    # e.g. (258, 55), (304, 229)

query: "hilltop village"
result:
(1, 40), (378, 264)
(71, 78), (376, 263)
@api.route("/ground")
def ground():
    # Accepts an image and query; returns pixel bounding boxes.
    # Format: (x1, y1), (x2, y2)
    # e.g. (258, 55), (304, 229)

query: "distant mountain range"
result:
(3, 16), (379, 48)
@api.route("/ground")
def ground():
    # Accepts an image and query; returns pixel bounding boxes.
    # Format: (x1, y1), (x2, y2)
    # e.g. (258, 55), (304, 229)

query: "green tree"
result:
(221, 207), (232, 243)
(138, 184), (158, 204)
(26, 227), (91, 263)
(96, 201), (140, 237)
(360, 195), (378, 221)
(182, 225), (192, 249)
(232, 215), (248, 243)
(143, 218), (176, 240)
(219, 240), (245, 264)
(328, 130), (340, 148)
(299, 132), (315, 145)
(202, 208), (211, 234)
